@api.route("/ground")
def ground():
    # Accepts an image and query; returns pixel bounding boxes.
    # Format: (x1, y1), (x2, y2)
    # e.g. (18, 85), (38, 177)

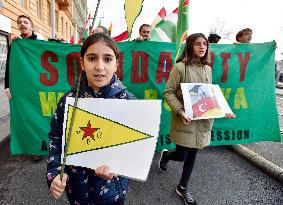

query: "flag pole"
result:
(91, 0), (102, 29)
(60, 72), (82, 179)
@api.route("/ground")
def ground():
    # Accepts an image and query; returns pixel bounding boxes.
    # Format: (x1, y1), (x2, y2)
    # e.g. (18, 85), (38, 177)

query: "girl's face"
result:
(17, 17), (33, 37)
(81, 41), (117, 92)
(193, 37), (208, 61)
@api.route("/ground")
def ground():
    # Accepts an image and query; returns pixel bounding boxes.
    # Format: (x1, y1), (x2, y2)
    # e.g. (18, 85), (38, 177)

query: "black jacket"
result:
(47, 75), (135, 204)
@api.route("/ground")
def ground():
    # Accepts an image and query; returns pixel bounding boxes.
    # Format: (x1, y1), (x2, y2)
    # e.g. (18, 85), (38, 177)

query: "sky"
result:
(87, 0), (283, 60)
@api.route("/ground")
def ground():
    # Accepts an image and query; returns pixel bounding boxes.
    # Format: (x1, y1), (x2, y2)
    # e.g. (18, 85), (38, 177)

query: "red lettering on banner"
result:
(117, 52), (124, 81)
(155, 52), (172, 83)
(237, 52), (250, 82)
(131, 51), (149, 83)
(220, 52), (231, 83)
(66, 52), (81, 86)
(208, 51), (215, 68)
(40, 51), (58, 86)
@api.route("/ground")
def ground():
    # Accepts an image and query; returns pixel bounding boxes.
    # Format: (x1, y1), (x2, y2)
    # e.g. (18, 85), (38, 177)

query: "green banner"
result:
(9, 39), (280, 155)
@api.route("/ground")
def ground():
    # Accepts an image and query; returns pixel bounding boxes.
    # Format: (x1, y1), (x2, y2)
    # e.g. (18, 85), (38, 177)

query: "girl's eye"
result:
(104, 57), (112, 62)
(88, 56), (95, 61)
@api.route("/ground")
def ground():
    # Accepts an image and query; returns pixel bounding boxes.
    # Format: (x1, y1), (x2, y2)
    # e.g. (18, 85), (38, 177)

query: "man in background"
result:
(135, 24), (151, 41)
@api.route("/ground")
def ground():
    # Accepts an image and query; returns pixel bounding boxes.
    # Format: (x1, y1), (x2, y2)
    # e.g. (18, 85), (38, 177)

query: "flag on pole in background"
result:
(78, 13), (91, 44)
(108, 22), (112, 36)
(113, 30), (129, 42)
(150, 8), (178, 42)
(175, 0), (189, 61)
(151, 7), (167, 27)
(124, 0), (144, 37)
(70, 35), (74, 44)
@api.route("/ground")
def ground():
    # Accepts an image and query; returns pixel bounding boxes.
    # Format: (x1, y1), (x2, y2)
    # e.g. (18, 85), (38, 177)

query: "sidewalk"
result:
(230, 88), (283, 183)
(0, 82), (10, 143)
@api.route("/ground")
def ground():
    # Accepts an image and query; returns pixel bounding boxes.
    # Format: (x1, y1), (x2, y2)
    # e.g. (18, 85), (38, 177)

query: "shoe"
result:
(159, 149), (168, 172)
(176, 184), (197, 205)
(30, 155), (43, 162)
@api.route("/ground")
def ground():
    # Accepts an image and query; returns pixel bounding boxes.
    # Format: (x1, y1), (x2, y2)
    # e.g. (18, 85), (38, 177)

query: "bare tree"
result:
(208, 17), (233, 40)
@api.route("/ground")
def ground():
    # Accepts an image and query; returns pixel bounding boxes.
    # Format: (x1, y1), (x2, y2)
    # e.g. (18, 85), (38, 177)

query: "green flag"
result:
(79, 13), (91, 44)
(175, 0), (189, 61)
(150, 8), (178, 42)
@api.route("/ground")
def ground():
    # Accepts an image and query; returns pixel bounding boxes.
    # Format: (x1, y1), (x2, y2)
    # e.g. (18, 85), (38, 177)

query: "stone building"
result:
(0, 0), (87, 80)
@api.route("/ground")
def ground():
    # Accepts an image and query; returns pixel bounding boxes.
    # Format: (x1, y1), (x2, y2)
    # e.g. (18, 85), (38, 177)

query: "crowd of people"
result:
(7, 13), (269, 205)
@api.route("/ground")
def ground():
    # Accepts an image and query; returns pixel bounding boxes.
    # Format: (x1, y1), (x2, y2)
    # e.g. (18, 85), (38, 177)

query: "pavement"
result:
(0, 82), (9, 143)
(0, 83), (282, 185)
(229, 88), (283, 183)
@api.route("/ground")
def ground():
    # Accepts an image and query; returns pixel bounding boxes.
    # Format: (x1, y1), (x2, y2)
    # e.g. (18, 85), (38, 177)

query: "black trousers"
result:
(164, 145), (198, 188)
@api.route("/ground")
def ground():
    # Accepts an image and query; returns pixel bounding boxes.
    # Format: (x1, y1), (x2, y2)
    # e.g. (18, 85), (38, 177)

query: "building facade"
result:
(0, 0), (87, 80)
(72, 0), (87, 43)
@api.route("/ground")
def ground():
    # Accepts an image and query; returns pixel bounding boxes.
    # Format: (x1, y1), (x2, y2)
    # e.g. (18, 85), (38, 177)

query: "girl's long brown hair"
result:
(176, 33), (209, 65)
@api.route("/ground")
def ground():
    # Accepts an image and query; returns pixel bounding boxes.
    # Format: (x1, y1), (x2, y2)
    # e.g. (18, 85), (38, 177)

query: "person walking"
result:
(159, 33), (235, 205)
(47, 32), (135, 204)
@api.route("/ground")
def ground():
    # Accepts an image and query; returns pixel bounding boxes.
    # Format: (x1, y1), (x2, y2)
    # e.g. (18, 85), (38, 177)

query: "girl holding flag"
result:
(47, 33), (135, 204)
(159, 33), (235, 205)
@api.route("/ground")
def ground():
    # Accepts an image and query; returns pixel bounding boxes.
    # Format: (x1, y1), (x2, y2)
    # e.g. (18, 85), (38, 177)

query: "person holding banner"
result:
(160, 33), (235, 205)
(135, 23), (151, 41)
(4, 15), (43, 162)
(4, 15), (37, 100)
(235, 28), (253, 43)
(47, 33), (135, 204)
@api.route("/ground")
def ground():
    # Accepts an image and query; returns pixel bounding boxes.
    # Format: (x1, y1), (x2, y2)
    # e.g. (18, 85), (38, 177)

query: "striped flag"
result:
(124, 0), (144, 37)
(151, 7), (167, 27)
(113, 30), (129, 42)
(150, 8), (178, 42)
(70, 35), (74, 44)
(175, 0), (189, 60)
(78, 13), (91, 44)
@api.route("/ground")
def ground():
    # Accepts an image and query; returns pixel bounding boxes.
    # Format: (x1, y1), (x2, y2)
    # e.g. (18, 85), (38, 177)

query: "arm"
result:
(163, 64), (185, 115)
(47, 95), (71, 199)
(4, 45), (12, 99)
(164, 64), (191, 125)
(46, 96), (67, 188)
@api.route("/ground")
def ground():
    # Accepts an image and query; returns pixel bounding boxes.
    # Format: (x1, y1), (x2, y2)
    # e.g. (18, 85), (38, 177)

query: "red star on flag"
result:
(80, 120), (99, 141)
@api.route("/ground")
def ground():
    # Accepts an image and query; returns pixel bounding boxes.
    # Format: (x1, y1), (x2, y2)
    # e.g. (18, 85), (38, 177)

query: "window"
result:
(36, 0), (41, 18)
(66, 22), (68, 38)
(47, 1), (51, 26)
(61, 17), (63, 35)
(55, 11), (58, 31)
(19, 0), (26, 7)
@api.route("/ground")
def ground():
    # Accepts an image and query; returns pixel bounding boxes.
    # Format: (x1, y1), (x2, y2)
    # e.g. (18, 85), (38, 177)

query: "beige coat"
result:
(164, 62), (214, 149)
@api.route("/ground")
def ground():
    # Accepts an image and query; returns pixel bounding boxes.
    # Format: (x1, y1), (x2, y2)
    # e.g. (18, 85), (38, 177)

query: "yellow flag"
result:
(124, 0), (144, 37)
(65, 105), (153, 155)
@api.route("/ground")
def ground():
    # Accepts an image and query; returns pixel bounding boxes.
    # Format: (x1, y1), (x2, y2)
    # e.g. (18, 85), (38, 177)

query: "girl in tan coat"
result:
(159, 33), (235, 205)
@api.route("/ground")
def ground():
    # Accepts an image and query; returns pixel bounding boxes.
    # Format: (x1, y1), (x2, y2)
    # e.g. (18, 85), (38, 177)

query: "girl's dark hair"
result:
(176, 33), (209, 65)
(81, 32), (120, 60)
